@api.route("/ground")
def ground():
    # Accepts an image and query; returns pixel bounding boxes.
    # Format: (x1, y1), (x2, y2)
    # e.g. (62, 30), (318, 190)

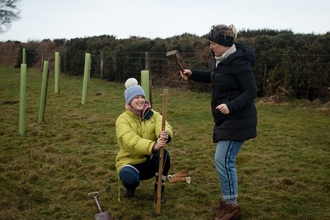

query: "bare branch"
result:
(0, 0), (21, 33)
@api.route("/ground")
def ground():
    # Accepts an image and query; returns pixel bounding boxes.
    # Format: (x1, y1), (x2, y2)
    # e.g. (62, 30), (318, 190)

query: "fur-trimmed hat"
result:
(124, 78), (146, 104)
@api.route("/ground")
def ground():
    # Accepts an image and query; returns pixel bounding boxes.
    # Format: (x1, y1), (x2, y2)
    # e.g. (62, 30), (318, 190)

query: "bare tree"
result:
(0, 0), (21, 33)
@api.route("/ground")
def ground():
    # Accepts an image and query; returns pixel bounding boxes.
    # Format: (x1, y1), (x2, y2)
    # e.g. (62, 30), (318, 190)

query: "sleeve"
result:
(189, 69), (212, 83)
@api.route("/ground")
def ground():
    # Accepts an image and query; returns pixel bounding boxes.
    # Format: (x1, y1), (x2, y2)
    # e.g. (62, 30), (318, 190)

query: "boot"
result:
(214, 203), (242, 220)
(208, 199), (227, 213)
(124, 188), (135, 200)
(153, 183), (166, 203)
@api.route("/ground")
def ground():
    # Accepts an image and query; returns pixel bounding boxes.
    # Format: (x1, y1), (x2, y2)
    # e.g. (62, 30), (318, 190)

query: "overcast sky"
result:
(0, 0), (329, 42)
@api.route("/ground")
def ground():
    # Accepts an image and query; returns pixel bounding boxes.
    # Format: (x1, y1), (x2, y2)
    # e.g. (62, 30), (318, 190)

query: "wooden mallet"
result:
(166, 50), (184, 72)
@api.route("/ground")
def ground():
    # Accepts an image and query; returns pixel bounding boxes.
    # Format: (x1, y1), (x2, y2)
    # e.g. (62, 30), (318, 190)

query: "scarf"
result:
(215, 44), (237, 67)
(125, 101), (151, 117)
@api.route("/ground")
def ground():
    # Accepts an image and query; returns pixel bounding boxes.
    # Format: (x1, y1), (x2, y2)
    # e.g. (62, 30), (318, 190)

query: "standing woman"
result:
(115, 78), (173, 203)
(180, 24), (257, 220)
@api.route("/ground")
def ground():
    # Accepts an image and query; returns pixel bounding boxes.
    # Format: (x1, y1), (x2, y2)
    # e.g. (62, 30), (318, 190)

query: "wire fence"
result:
(1, 48), (330, 102)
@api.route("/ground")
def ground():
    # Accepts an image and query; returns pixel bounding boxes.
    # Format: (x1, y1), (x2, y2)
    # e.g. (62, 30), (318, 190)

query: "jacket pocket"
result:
(212, 108), (229, 125)
(212, 92), (231, 125)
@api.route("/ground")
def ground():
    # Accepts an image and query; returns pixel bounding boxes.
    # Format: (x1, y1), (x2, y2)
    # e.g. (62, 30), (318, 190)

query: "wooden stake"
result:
(156, 89), (168, 215)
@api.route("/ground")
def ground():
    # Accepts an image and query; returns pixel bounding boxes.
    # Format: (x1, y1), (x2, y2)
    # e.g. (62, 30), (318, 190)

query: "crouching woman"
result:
(115, 78), (173, 203)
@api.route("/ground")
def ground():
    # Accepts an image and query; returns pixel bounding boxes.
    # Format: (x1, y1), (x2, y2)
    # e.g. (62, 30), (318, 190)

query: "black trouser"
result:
(133, 149), (170, 181)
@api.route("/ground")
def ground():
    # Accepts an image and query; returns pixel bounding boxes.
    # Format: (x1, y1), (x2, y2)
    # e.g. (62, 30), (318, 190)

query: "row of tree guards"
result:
(18, 50), (152, 135)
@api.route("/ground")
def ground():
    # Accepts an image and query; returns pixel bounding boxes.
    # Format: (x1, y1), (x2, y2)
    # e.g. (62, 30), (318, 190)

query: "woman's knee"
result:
(119, 165), (140, 189)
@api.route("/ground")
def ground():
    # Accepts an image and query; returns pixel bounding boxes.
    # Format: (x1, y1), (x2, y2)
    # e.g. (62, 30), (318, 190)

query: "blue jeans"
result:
(214, 140), (244, 200)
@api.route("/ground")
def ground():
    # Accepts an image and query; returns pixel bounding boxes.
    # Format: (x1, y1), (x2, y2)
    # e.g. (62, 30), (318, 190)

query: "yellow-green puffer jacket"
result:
(115, 108), (173, 173)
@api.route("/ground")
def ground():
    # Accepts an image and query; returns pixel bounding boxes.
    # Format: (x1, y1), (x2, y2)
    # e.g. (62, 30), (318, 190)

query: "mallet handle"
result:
(175, 60), (185, 72)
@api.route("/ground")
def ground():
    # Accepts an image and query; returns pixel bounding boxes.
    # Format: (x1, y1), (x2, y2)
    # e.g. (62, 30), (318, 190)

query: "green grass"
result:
(1, 64), (330, 220)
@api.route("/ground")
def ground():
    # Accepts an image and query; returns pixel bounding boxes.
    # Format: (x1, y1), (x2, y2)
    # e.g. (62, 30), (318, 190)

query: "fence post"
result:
(7, 49), (11, 66)
(100, 51), (104, 80)
(141, 70), (150, 102)
(263, 64), (267, 97)
(41, 48), (44, 70)
(22, 48), (26, 64)
(145, 51), (149, 70)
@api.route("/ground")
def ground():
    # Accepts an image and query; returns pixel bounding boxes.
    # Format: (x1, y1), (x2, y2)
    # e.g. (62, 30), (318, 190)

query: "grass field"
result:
(1, 64), (330, 220)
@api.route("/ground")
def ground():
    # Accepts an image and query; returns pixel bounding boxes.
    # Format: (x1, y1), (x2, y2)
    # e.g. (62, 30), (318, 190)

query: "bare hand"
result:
(180, 69), (192, 80)
(159, 130), (169, 141)
(216, 104), (230, 114)
(155, 138), (166, 151)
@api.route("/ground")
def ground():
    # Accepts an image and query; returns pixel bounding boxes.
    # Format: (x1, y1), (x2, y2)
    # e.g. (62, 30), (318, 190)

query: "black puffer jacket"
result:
(190, 42), (257, 142)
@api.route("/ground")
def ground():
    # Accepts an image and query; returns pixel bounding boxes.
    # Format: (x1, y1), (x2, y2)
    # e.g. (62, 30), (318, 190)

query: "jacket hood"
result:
(220, 42), (256, 67)
(234, 42), (256, 65)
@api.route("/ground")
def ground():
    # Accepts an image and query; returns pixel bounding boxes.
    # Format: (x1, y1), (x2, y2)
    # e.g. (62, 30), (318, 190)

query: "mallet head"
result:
(166, 50), (184, 72)
(166, 50), (181, 61)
